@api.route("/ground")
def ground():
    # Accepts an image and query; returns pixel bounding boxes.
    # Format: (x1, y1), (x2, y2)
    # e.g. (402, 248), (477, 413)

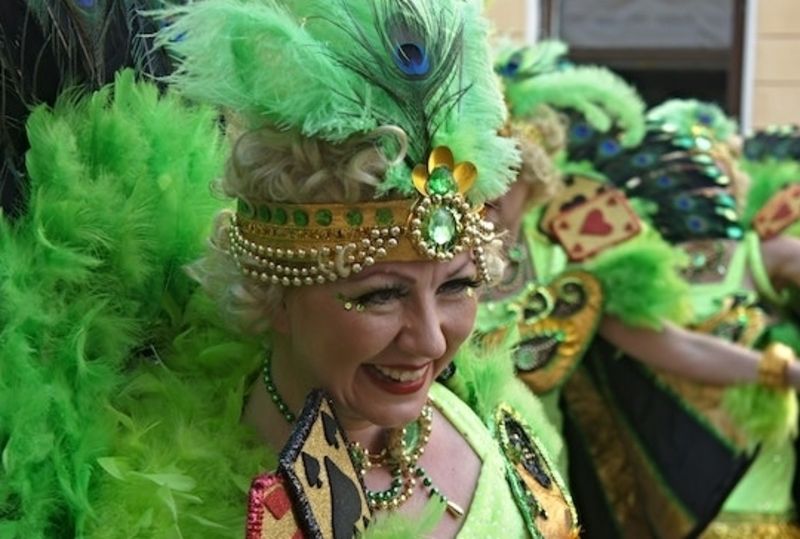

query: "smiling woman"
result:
(153, 0), (576, 537)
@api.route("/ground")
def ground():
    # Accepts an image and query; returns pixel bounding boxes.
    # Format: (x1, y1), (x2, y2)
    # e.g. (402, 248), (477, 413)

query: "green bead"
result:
(293, 209), (309, 226)
(728, 227), (744, 239)
(258, 205), (272, 222)
(376, 208), (394, 226)
(237, 200), (256, 218)
(693, 154), (713, 165)
(425, 207), (457, 247)
(423, 477), (432, 487)
(694, 136), (713, 151)
(273, 207), (288, 225)
(427, 166), (457, 195)
(346, 209), (363, 227)
(315, 209), (332, 226)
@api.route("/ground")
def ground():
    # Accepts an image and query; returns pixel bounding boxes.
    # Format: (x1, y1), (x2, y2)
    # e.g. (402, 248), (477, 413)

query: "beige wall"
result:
(485, 0), (528, 41)
(752, 0), (800, 127)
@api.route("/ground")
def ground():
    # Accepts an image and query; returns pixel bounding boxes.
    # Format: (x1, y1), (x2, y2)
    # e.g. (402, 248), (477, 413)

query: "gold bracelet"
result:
(758, 343), (795, 389)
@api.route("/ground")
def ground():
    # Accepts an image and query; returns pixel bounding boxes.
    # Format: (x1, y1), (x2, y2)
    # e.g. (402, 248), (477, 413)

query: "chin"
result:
(362, 394), (430, 429)
(334, 377), (434, 431)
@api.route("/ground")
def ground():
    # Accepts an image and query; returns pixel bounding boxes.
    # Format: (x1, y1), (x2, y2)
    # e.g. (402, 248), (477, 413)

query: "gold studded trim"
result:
(229, 195), (496, 287)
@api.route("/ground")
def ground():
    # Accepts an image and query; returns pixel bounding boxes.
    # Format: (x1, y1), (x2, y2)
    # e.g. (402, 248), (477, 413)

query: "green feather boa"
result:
(0, 70), (234, 537)
(582, 229), (693, 329)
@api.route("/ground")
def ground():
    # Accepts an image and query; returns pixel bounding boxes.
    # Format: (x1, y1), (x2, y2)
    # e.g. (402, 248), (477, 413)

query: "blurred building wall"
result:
(752, 0), (800, 127)
(485, 0), (529, 42)
(487, 1), (800, 130)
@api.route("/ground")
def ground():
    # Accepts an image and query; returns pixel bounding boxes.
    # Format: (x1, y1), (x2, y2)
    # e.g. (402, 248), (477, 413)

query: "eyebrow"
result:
(348, 257), (475, 284)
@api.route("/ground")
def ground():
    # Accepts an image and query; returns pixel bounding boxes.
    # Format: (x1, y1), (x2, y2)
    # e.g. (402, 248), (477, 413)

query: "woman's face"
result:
(275, 253), (479, 429)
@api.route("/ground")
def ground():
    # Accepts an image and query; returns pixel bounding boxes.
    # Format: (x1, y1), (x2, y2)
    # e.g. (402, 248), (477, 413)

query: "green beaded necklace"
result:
(261, 353), (462, 517)
(262, 353), (296, 424)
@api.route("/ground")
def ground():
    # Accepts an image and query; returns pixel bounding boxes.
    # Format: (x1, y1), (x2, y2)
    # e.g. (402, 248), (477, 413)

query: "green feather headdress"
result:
(496, 40), (646, 148)
(647, 98), (738, 142)
(158, 0), (518, 203)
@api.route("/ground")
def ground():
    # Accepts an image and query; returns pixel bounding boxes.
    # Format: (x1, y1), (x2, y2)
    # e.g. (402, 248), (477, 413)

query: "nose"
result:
(395, 296), (448, 360)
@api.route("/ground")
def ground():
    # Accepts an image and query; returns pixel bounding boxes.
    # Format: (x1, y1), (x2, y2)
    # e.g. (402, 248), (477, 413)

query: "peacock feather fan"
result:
(583, 122), (745, 244)
(744, 124), (800, 163)
(157, 0), (517, 203)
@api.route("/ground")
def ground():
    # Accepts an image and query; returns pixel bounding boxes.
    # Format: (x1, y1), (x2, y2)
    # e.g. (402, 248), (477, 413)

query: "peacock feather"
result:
(584, 120), (745, 243)
(158, 0), (518, 202)
(0, 0), (182, 219)
(744, 124), (800, 163)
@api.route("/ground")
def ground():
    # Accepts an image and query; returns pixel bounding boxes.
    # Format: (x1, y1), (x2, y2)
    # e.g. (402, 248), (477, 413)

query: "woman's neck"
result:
(250, 339), (389, 454)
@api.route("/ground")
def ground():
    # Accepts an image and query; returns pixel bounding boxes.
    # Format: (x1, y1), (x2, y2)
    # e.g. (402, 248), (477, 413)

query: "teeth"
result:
(372, 364), (427, 383)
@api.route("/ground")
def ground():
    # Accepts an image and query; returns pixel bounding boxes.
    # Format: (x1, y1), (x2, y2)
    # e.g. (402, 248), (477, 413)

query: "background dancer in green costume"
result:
(483, 42), (800, 536)
(565, 98), (800, 538)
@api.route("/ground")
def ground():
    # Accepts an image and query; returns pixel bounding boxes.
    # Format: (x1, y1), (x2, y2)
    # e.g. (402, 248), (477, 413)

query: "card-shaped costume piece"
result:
(753, 184), (800, 240)
(248, 390), (371, 539)
(494, 404), (579, 538)
(482, 271), (603, 394)
(539, 175), (608, 236)
(551, 190), (641, 261)
(513, 271), (603, 394)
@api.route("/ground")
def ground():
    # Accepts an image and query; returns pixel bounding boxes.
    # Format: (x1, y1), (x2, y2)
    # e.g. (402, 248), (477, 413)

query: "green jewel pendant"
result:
(409, 146), (483, 260)
(426, 207), (458, 248)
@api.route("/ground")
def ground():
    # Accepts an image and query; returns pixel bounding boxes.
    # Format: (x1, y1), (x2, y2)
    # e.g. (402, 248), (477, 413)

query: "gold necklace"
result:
(349, 402), (463, 517)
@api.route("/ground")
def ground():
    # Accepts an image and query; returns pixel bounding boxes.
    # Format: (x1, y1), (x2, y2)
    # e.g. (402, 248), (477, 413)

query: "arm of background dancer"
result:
(599, 316), (800, 389)
(760, 235), (800, 291)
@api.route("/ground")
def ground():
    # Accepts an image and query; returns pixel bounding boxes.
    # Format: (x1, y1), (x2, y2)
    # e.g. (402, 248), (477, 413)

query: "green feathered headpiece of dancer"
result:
(647, 98), (738, 142)
(495, 40), (646, 147)
(158, 0), (518, 203)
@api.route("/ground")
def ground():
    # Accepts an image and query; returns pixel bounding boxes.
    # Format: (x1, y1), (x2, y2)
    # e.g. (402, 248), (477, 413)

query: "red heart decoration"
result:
(580, 209), (613, 236)
(772, 202), (793, 221)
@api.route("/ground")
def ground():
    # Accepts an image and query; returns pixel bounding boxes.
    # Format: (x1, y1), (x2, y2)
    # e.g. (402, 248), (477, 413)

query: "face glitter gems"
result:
(336, 294), (365, 313)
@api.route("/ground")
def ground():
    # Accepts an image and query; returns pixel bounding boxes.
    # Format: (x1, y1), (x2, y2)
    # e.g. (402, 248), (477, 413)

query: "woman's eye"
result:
(353, 286), (408, 307)
(438, 277), (481, 296)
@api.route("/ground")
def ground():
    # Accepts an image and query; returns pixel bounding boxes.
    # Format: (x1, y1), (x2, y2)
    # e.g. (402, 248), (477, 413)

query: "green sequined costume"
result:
(563, 99), (800, 537)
